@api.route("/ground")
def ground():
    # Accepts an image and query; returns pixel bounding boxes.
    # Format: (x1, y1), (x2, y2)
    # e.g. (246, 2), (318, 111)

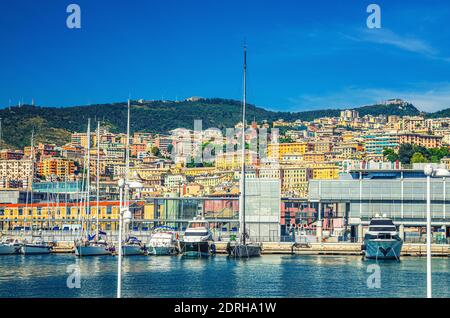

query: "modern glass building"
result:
(309, 171), (450, 241)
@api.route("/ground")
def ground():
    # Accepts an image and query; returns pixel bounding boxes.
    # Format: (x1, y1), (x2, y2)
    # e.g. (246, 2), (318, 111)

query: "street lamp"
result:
(423, 164), (450, 299)
(117, 178), (143, 298)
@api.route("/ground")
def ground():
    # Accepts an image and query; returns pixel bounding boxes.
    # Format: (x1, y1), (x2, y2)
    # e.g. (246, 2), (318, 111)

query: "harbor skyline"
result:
(1, 0), (449, 303)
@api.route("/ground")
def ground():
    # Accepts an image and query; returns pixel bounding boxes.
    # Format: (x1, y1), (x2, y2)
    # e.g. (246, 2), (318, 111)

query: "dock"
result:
(214, 242), (450, 257)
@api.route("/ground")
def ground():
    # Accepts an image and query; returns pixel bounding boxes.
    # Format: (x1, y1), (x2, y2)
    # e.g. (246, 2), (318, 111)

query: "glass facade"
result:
(309, 179), (450, 222)
(245, 179), (281, 241)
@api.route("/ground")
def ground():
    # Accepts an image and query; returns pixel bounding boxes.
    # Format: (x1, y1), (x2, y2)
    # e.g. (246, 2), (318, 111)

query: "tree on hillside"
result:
(411, 152), (428, 164)
(383, 148), (399, 162)
(151, 146), (160, 157)
(398, 144), (415, 164)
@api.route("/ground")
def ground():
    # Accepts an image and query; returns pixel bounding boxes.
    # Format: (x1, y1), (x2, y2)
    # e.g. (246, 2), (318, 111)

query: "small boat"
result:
(227, 240), (261, 258)
(75, 239), (114, 257)
(180, 217), (215, 258)
(75, 231), (114, 256)
(21, 236), (52, 255)
(0, 238), (22, 255)
(122, 236), (147, 256)
(362, 214), (403, 260)
(148, 226), (179, 256)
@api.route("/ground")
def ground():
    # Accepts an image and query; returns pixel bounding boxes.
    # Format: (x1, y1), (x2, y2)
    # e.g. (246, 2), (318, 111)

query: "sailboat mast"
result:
(30, 130), (34, 207)
(241, 45), (247, 245)
(96, 120), (100, 238)
(126, 99), (130, 184)
(86, 119), (91, 234)
(124, 99), (131, 238)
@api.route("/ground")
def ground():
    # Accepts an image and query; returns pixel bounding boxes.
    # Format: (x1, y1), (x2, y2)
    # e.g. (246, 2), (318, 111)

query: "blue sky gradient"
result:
(1, 0), (450, 112)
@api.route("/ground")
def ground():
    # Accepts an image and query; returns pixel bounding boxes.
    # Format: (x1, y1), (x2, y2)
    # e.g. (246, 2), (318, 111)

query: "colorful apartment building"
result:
(268, 142), (308, 160)
(37, 158), (75, 179)
(398, 133), (443, 148)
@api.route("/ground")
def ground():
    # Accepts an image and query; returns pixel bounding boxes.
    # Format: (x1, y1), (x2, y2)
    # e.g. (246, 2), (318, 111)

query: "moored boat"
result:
(20, 237), (52, 255)
(122, 236), (147, 256)
(75, 239), (113, 256)
(180, 217), (215, 258)
(0, 238), (22, 255)
(148, 226), (179, 256)
(362, 214), (403, 260)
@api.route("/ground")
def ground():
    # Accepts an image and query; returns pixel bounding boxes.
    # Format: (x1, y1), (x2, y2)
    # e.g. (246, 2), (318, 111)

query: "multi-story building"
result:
(363, 134), (399, 154)
(268, 142), (307, 160)
(310, 164), (339, 180)
(37, 158), (75, 180)
(280, 166), (312, 197)
(0, 159), (33, 189)
(0, 150), (24, 160)
(398, 133), (443, 148)
(215, 151), (258, 170)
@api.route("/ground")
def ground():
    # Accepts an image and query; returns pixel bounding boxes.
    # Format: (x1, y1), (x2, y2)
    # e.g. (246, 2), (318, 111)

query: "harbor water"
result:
(0, 254), (448, 298)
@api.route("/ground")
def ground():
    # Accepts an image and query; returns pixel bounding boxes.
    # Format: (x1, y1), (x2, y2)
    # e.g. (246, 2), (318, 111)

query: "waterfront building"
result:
(309, 169), (450, 241)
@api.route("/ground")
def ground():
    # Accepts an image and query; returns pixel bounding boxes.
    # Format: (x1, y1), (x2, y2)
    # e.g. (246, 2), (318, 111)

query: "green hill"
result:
(0, 98), (423, 149)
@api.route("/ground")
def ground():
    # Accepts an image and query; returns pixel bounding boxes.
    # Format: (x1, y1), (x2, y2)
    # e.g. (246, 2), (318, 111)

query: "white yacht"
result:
(148, 226), (179, 256)
(180, 217), (215, 258)
(362, 214), (403, 260)
(21, 236), (52, 255)
(0, 237), (22, 255)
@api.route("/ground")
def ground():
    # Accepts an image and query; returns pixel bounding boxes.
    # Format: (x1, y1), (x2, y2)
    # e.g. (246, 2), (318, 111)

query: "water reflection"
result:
(0, 254), (448, 298)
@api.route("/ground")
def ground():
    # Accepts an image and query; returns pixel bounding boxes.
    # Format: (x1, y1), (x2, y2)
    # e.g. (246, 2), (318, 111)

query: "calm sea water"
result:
(0, 254), (448, 298)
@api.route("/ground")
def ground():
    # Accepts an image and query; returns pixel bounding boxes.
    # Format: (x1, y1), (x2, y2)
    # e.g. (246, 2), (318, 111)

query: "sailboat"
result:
(75, 119), (113, 256)
(121, 99), (147, 256)
(0, 236), (21, 255)
(21, 131), (52, 255)
(227, 45), (261, 258)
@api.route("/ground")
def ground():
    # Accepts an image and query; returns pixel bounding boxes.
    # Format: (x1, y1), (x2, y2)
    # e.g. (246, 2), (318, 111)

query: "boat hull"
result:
(228, 243), (261, 258)
(20, 245), (51, 255)
(0, 244), (21, 255)
(150, 246), (177, 256)
(75, 245), (112, 256)
(364, 239), (403, 260)
(181, 241), (211, 258)
(122, 245), (146, 256)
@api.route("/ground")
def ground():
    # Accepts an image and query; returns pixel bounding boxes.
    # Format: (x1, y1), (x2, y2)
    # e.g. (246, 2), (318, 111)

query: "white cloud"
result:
(345, 28), (450, 62)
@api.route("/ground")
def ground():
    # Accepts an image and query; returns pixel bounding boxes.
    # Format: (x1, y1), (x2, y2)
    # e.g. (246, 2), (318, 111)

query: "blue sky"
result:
(1, 0), (450, 112)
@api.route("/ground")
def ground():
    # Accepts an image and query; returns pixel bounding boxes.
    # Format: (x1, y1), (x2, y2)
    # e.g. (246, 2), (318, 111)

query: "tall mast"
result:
(96, 120), (100, 238)
(86, 118), (91, 234)
(124, 99), (131, 237)
(30, 129), (34, 205)
(126, 99), (130, 183)
(241, 44), (247, 245)
(0, 118), (2, 148)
